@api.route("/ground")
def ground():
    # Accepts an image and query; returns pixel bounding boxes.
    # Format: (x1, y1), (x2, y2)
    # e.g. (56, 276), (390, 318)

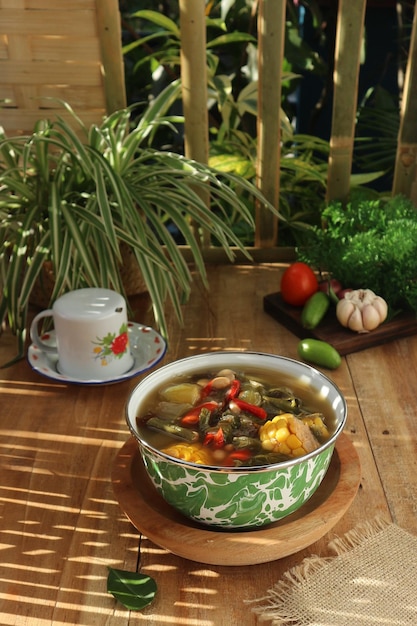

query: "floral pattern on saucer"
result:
(28, 322), (167, 385)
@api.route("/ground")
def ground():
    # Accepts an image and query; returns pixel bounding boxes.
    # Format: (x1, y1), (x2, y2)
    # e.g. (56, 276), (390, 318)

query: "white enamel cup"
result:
(30, 288), (134, 380)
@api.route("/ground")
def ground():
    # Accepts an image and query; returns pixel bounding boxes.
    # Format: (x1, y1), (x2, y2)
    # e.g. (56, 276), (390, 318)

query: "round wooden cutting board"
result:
(111, 433), (361, 566)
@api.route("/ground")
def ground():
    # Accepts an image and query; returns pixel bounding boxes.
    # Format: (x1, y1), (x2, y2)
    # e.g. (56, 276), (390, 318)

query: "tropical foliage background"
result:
(118, 0), (412, 246)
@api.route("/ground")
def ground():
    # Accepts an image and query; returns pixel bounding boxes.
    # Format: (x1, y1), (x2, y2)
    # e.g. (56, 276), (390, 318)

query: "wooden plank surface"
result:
(4, 1), (96, 8)
(0, 110), (107, 134)
(347, 340), (417, 528)
(1, 263), (416, 625)
(128, 265), (397, 624)
(31, 38), (102, 61)
(0, 10), (97, 36)
(2, 62), (102, 85)
(0, 0), (124, 136)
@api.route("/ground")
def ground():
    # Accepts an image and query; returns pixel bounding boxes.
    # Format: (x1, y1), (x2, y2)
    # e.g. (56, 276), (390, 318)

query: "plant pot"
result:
(30, 246), (149, 311)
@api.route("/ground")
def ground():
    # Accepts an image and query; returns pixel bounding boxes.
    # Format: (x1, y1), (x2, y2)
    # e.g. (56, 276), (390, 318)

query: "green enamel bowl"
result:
(125, 352), (347, 529)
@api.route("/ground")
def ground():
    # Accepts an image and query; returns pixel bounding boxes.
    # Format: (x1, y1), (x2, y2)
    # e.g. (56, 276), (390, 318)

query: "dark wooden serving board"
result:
(264, 292), (417, 356)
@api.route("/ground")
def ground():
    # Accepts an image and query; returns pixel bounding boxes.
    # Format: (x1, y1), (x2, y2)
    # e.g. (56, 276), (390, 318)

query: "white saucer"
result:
(27, 322), (167, 385)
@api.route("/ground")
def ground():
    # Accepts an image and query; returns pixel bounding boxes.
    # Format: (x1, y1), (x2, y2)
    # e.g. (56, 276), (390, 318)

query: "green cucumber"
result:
(297, 338), (341, 370)
(301, 291), (330, 329)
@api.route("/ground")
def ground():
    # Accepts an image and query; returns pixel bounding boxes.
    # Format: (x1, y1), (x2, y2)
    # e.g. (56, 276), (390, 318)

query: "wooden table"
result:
(1, 264), (416, 625)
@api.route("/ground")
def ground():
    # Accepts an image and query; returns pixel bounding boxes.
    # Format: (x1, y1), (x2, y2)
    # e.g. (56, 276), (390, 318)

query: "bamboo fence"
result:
(326, 0), (367, 204)
(179, 0), (417, 253)
(393, 2), (417, 202)
(0, 0), (125, 136)
(1, 0), (416, 250)
(256, 0), (286, 248)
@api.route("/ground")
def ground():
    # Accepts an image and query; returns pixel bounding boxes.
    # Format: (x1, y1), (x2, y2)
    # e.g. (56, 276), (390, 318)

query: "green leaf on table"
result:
(107, 567), (157, 610)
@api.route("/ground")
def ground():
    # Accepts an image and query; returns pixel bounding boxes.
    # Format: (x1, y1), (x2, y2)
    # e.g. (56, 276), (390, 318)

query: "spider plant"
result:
(0, 102), (277, 362)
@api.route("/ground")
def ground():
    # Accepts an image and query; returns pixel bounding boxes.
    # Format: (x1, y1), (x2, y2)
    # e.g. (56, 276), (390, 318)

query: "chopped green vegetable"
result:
(301, 291), (330, 329)
(297, 195), (417, 313)
(297, 338), (341, 370)
(107, 567), (157, 611)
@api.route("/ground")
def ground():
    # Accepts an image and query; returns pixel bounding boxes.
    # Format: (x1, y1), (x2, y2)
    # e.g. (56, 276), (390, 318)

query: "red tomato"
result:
(280, 262), (318, 306)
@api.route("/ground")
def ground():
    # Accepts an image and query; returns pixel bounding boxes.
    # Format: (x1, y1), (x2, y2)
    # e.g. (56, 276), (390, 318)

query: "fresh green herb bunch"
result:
(298, 195), (417, 313)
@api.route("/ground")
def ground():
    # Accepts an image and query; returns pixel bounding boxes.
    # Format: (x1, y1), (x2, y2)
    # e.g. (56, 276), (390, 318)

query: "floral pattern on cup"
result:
(93, 323), (130, 366)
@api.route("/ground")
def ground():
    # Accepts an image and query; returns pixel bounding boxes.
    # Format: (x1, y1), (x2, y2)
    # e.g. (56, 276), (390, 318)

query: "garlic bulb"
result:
(336, 289), (388, 333)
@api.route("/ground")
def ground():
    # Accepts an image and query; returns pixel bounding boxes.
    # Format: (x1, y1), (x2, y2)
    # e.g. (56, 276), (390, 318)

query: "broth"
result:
(136, 366), (336, 468)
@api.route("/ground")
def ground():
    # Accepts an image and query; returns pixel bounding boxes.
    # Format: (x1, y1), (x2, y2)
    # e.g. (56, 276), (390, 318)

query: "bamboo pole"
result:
(178, 0), (211, 247)
(392, 2), (417, 202)
(256, 0), (285, 248)
(326, 0), (366, 204)
(178, 0), (209, 165)
(96, 0), (126, 113)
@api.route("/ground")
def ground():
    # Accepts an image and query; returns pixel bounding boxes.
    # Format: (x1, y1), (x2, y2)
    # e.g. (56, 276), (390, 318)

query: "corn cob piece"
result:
(161, 442), (212, 465)
(259, 413), (320, 458)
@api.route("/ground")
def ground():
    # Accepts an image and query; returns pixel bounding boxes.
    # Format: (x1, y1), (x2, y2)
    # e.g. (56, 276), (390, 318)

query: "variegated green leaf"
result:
(129, 10), (180, 38)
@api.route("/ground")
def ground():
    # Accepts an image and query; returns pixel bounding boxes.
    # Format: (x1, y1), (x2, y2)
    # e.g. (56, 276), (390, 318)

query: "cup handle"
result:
(30, 310), (57, 354)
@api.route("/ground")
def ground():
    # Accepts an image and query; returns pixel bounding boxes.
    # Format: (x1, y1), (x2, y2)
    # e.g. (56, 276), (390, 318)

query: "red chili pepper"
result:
(232, 399), (267, 420)
(225, 378), (240, 400)
(224, 449), (252, 466)
(180, 413), (200, 426)
(203, 428), (225, 449)
(180, 401), (218, 426)
(200, 380), (214, 398)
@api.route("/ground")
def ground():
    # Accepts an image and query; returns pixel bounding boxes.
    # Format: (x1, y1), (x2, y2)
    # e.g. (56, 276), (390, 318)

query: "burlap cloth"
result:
(250, 518), (417, 625)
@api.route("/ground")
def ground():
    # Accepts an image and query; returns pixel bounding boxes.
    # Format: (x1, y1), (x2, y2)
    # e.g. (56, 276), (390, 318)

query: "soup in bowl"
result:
(125, 351), (347, 529)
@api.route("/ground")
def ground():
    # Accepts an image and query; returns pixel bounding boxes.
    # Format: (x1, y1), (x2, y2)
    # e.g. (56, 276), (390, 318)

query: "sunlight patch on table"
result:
(0, 379), (67, 395)
(0, 429), (124, 448)
(190, 569), (219, 578)
(142, 563), (178, 573)
(175, 600), (215, 609)
(134, 618), (214, 626)
(1, 562), (59, 574)
(179, 587), (217, 595)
